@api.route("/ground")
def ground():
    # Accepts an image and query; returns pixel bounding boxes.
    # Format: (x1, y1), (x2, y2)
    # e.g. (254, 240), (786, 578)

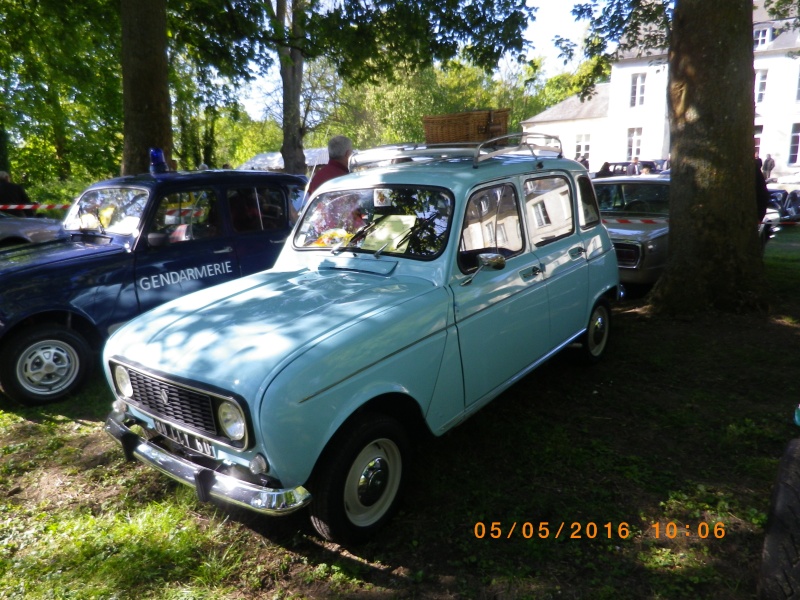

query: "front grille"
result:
(612, 242), (641, 268)
(127, 368), (217, 437)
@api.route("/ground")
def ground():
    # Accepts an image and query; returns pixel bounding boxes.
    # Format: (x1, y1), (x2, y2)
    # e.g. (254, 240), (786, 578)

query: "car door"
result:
(450, 182), (551, 407)
(134, 187), (241, 313)
(523, 174), (589, 348)
(225, 183), (296, 275)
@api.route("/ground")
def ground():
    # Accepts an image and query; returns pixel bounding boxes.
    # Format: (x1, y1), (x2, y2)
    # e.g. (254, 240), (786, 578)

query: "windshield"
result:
(64, 187), (149, 234)
(294, 186), (453, 259)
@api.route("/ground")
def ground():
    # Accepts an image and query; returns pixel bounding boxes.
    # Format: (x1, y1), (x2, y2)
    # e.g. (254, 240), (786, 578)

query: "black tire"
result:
(580, 301), (611, 364)
(759, 438), (800, 599)
(0, 325), (92, 406)
(308, 413), (409, 544)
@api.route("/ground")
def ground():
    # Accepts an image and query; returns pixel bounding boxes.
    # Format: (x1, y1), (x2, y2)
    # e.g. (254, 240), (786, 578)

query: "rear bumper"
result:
(105, 410), (311, 515)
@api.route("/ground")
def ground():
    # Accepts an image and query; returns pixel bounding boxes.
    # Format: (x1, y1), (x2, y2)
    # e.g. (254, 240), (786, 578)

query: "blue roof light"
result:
(150, 148), (168, 174)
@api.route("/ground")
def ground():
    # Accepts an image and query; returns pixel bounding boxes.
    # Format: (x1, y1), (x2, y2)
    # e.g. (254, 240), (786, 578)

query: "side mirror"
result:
(460, 252), (506, 286)
(147, 232), (169, 248)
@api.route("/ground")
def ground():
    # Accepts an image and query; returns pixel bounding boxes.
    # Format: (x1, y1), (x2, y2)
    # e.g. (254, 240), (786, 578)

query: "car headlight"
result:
(218, 401), (246, 441)
(114, 365), (133, 398)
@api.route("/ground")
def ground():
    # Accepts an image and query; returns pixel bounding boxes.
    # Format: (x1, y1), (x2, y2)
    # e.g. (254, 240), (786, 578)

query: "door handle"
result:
(270, 238), (288, 244)
(213, 246), (234, 254)
(569, 246), (586, 259)
(520, 264), (543, 281)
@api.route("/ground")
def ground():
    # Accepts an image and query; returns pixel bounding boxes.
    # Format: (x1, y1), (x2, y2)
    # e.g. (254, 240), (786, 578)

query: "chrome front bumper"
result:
(105, 410), (311, 515)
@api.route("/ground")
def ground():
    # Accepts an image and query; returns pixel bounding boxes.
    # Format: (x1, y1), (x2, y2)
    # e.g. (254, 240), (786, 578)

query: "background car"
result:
(768, 187), (800, 222)
(0, 166), (307, 406)
(104, 135), (621, 544)
(593, 160), (664, 177)
(0, 210), (65, 248)
(593, 176), (671, 285)
(595, 176), (777, 286)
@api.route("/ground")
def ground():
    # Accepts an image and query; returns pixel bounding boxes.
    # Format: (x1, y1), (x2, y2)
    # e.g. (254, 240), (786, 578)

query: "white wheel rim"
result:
(587, 306), (609, 357)
(16, 339), (80, 396)
(343, 438), (402, 527)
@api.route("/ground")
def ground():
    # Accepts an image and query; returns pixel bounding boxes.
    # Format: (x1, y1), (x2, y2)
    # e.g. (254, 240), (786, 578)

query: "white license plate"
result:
(153, 419), (215, 458)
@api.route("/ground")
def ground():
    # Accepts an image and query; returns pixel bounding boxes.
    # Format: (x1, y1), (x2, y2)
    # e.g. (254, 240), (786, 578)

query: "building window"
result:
(754, 28), (772, 50)
(575, 134), (590, 161)
(755, 70), (768, 104)
(627, 128), (643, 161)
(630, 73), (646, 107)
(790, 124), (800, 164)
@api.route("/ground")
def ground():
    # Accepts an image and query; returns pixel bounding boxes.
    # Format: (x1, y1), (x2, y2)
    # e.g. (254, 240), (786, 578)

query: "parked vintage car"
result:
(759, 405), (800, 598)
(0, 165), (307, 406)
(768, 187), (800, 222)
(593, 160), (664, 178)
(594, 176), (777, 286)
(0, 210), (66, 247)
(104, 135), (622, 543)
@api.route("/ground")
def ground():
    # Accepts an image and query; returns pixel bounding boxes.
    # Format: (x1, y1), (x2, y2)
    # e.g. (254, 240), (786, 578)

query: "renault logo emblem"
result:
(159, 389), (169, 405)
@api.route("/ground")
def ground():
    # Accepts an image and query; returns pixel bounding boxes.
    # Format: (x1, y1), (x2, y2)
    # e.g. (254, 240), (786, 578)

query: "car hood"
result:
(602, 215), (669, 243)
(0, 236), (127, 275)
(105, 267), (441, 397)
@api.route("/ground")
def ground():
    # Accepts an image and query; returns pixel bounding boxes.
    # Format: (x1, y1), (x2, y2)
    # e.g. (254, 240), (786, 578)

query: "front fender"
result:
(256, 287), (452, 487)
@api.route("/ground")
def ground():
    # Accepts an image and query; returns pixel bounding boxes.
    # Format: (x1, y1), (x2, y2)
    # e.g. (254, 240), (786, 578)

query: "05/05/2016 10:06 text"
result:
(473, 521), (727, 540)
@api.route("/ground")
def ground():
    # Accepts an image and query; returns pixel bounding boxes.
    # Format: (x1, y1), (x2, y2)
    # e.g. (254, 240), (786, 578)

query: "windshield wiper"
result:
(331, 214), (389, 255)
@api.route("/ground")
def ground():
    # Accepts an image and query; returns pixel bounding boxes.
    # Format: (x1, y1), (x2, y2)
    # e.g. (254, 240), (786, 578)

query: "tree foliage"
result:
(267, 0), (538, 172)
(297, 58), (553, 150)
(0, 0), (122, 182)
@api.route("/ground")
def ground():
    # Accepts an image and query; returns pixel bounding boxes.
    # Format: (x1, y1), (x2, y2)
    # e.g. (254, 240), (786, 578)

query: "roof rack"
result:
(349, 142), (478, 171)
(473, 133), (563, 168)
(348, 133), (563, 171)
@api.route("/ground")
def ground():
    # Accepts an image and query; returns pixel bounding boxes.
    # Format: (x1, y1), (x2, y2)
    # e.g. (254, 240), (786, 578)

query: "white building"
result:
(522, 2), (798, 178)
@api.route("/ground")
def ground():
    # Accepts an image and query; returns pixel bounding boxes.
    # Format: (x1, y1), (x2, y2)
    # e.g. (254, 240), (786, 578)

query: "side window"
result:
(524, 176), (574, 247)
(228, 186), (288, 232)
(151, 189), (220, 244)
(577, 176), (601, 228)
(459, 183), (523, 272)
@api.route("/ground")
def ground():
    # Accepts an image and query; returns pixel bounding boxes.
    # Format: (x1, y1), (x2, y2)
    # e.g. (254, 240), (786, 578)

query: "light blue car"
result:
(104, 135), (621, 543)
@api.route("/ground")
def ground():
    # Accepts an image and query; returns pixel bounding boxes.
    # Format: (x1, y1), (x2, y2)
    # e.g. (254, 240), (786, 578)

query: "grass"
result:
(1, 227), (800, 598)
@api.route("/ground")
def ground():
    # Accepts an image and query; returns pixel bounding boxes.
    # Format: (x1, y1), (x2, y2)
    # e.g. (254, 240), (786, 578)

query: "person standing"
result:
(756, 161), (770, 222)
(307, 135), (353, 195)
(762, 154), (775, 180)
(626, 157), (641, 175)
(0, 171), (33, 216)
(595, 162), (613, 178)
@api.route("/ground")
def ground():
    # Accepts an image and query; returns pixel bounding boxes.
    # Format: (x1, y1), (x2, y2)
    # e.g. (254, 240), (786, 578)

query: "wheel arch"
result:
(1, 309), (104, 352)
(307, 392), (430, 483)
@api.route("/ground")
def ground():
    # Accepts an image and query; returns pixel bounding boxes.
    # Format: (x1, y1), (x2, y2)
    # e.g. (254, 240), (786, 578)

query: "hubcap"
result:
(343, 438), (402, 527)
(16, 340), (80, 395)
(588, 309), (608, 355)
(357, 458), (388, 506)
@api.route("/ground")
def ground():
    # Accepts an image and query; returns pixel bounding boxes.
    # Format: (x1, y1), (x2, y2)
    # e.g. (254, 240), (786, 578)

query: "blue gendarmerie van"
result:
(0, 162), (306, 406)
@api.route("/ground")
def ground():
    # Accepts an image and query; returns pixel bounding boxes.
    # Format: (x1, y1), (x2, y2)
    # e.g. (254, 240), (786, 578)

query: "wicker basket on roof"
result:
(422, 109), (510, 144)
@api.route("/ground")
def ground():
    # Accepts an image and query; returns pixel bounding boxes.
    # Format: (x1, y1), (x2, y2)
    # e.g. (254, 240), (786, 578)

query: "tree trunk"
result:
(120, 0), (173, 176)
(650, 0), (767, 313)
(278, 0), (307, 175)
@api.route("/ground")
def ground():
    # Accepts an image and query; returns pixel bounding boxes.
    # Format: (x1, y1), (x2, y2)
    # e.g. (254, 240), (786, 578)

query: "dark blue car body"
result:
(0, 169), (306, 405)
